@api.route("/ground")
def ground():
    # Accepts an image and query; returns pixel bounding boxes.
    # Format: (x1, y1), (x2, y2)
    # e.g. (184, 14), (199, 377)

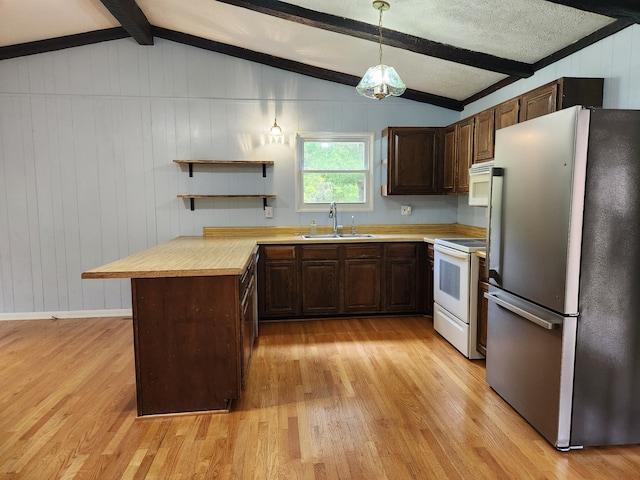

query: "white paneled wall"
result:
(0, 38), (459, 314)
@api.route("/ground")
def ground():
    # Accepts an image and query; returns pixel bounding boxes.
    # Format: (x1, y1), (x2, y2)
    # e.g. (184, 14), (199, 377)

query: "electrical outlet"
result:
(401, 205), (412, 216)
(264, 206), (274, 218)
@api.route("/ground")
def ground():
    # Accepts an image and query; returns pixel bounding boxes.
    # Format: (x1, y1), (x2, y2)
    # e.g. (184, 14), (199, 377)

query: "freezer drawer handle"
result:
(484, 292), (560, 330)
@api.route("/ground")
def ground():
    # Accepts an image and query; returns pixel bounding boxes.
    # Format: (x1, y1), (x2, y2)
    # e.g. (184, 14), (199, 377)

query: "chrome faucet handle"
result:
(329, 202), (339, 234)
(328, 201), (336, 218)
(351, 216), (355, 234)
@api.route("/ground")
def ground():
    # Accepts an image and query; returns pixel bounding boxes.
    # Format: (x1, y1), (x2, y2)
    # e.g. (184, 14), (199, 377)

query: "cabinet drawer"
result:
(345, 244), (381, 259)
(240, 252), (256, 287)
(263, 245), (296, 260)
(302, 245), (339, 260)
(385, 243), (417, 258)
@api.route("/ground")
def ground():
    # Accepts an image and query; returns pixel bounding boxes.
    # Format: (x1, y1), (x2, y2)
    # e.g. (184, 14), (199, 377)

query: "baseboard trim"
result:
(0, 309), (132, 321)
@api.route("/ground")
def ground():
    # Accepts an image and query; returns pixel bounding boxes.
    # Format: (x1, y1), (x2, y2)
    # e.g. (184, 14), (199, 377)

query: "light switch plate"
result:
(264, 206), (274, 218)
(401, 205), (412, 216)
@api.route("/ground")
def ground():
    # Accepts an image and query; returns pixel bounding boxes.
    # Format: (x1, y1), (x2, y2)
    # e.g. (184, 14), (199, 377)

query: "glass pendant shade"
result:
(356, 64), (406, 100)
(269, 118), (282, 136)
(356, 1), (405, 100)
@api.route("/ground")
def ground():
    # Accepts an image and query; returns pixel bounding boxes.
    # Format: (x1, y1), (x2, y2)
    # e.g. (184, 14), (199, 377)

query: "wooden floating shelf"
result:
(177, 194), (277, 211)
(173, 159), (274, 177)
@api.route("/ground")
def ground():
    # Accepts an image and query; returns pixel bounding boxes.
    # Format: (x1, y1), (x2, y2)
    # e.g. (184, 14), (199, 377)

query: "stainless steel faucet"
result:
(329, 201), (338, 235)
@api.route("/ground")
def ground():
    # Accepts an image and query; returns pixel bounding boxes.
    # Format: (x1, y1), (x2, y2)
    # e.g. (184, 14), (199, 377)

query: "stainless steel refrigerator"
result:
(486, 106), (640, 450)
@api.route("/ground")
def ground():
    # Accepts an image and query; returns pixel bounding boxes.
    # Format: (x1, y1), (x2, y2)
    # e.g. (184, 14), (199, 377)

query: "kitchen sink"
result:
(300, 233), (376, 240)
(337, 233), (376, 238)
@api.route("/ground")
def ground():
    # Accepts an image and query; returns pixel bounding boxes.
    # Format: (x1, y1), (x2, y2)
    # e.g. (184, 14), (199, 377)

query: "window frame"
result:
(295, 132), (375, 213)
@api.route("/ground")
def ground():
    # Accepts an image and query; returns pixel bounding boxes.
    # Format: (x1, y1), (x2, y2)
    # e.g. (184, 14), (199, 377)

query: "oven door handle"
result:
(434, 244), (469, 260)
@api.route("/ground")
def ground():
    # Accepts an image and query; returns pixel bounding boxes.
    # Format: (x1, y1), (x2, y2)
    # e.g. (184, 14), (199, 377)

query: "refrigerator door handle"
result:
(487, 167), (504, 285)
(485, 292), (561, 330)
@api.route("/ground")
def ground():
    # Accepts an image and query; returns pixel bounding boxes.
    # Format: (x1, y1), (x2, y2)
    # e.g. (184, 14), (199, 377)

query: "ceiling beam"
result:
(99, 0), (153, 45)
(153, 27), (464, 110)
(544, 1), (640, 23)
(0, 28), (130, 61)
(216, 0), (534, 78)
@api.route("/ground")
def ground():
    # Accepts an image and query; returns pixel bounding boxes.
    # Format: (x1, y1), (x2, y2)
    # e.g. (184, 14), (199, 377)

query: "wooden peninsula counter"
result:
(83, 225), (485, 416)
(83, 237), (259, 416)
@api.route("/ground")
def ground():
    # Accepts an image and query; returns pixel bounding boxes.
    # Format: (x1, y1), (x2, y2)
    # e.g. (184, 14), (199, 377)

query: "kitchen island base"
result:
(131, 273), (254, 416)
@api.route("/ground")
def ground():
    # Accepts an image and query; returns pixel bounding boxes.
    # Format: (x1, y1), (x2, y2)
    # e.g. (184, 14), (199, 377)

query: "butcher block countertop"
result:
(82, 224), (486, 279)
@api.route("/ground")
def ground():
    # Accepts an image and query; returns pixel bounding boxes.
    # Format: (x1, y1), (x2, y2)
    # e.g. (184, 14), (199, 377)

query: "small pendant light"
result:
(269, 116), (283, 137)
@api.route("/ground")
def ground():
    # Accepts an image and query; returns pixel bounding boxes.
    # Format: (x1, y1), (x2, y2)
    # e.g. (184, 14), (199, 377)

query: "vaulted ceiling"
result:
(1, 1), (637, 111)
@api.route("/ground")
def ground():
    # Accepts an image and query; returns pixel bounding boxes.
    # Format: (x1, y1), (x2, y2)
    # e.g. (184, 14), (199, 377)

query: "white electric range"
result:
(432, 238), (486, 359)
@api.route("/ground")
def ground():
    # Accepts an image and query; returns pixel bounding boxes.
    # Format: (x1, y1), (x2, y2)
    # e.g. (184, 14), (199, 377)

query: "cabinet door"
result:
(477, 280), (489, 356)
(426, 244), (434, 316)
(132, 276), (240, 415)
(495, 98), (520, 130)
(385, 127), (443, 195)
(443, 126), (456, 194)
(456, 118), (474, 194)
(259, 246), (300, 318)
(301, 245), (340, 316)
(384, 243), (418, 312)
(473, 109), (495, 163)
(344, 244), (382, 313)
(344, 259), (381, 313)
(520, 83), (558, 122)
(557, 77), (603, 110)
(240, 272), (256, 388)
(385, 260), (417, 312)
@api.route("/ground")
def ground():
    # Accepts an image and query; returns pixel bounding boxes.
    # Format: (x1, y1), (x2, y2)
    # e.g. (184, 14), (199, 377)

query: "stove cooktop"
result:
(434, 237), (487, 253)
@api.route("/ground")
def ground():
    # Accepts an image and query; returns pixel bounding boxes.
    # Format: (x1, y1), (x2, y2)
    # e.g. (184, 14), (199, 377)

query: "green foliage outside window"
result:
(302, 141), (367, 203)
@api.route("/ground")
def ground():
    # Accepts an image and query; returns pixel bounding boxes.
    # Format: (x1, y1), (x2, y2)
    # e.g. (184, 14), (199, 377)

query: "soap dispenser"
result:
(310, 219), (317, 235)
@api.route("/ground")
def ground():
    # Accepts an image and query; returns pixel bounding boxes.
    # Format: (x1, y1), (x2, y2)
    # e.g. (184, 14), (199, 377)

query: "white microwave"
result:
(468, 161), (494, 206)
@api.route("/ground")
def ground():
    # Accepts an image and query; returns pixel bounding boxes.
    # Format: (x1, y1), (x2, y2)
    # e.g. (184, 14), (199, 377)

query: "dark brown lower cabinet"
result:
(384, 243), (419, 312)
(131, 275), (244, 416)
(259, 242), (426, 320)
(301, 261), (340, 315)
(344, 244), (382, 313)
(301, 245), (340, 316)
(259, 245), (300, 319)
(240, 252), (258, 388)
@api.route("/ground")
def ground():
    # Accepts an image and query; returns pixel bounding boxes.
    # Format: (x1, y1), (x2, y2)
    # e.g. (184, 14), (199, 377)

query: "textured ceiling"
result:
(0, 0), (630, 109)
(283, 0), (614, 63)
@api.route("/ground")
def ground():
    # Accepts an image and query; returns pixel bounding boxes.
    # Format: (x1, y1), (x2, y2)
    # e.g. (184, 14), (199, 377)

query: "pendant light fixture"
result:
(356, 1), (406, 100)
(269, 116), (283, 137)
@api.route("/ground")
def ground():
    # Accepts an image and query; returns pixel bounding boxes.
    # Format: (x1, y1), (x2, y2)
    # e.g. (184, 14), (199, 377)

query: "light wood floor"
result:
(1, 316), (639, 479)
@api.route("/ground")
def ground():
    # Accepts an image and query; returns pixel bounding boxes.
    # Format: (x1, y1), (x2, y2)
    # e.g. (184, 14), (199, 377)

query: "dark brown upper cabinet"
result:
(473, 108), (495, 163)
(444, 118), (473, 194)
(381, 78), (603, 196)
(382, 127), (443, 195)
(443, 126), (456, 194)
(519, 77), (603, 123)
(520, 82), (559, 122)
(495, 98), (520, 130)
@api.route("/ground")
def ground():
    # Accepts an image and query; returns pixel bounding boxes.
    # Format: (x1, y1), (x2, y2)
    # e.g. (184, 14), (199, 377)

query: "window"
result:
(295, 132), (374, 212)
